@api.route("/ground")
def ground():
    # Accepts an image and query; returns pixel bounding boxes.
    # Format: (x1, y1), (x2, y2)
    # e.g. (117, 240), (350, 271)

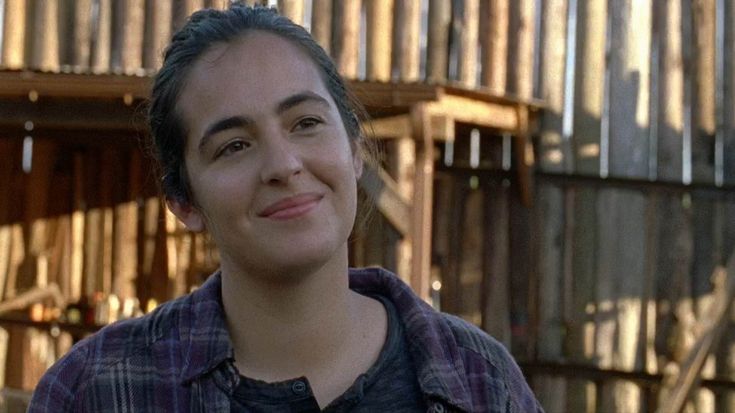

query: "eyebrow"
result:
(197, 91), (331, 152)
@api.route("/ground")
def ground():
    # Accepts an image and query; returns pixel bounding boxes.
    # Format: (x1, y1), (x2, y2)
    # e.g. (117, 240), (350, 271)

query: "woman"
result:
(30, 5), (542, 412)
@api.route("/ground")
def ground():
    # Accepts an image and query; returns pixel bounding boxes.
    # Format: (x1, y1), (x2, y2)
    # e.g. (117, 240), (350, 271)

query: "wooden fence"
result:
(1, 0), (735, 412)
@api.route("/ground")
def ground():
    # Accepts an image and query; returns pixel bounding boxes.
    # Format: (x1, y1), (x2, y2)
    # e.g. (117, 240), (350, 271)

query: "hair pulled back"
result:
(148, 4), (366, 205)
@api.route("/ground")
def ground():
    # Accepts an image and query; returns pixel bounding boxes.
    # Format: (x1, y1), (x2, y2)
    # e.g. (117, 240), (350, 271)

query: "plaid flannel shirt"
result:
(29, 267), (543, 412)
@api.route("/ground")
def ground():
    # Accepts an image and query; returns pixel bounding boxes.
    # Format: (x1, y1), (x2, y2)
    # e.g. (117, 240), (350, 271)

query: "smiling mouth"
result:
(258, 193), (323, 220)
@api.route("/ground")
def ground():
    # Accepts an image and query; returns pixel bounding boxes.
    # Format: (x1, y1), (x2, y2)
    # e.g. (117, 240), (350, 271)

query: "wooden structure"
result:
(1, 1), (734, 412)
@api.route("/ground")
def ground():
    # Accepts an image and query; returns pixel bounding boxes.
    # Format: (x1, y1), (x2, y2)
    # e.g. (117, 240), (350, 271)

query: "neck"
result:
(220, 250), (356, 381)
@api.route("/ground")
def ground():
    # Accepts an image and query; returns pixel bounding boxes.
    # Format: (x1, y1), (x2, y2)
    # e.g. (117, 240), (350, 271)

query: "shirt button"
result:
(292, 380), (307, 394)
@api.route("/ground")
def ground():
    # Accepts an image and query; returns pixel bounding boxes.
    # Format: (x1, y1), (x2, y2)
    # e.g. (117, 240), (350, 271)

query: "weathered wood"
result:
(692, 0), (716, 184)
(311, 0), (333, 55)
(458, 0), (479, 88)
(507, 0), (535, 98)
(143, 0), (172, 70)
(31, 0), (60, 72)
(91, 0), (113, 73)
(410, 104), (434, 301)
(358, 166), (411, 237)
(0, 284), (64, 315)
(99, 150), (115, 295)
(726, 0), (735, 186)
(1, 0), (27, 69)
(657, 0), (684, 182)
(365, 0), (393, 82)
(332, 0), (360, 79)
(538, 0), (568, 173)
(480, 0), (509, 93)
(70, 153), (84, 302)
(393, 137), (414, 284)
(120, 0), (146, 75)
(278, 0), (304, 25)
(572, 0), (605, 175)
(426, 0), (450, 83)
(657, 257), (735, 413)
(481, 180), (511, 347)
(367, 114), (453, 141)
(112, 151), (140, 301)
(394, 0), (421, 82)
(535, 181), (567, 413)
(72, 0), (93, 71)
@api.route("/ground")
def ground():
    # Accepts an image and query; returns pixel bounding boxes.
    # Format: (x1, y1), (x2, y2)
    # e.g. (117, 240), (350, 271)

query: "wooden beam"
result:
(367, 114), (454, 141)
(0, 284), (65, 315)
(426, 94), (518, 130)
(358, 167), (411, 236)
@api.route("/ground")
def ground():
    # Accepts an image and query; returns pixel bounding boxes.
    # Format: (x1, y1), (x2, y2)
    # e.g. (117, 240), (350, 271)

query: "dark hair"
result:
(148, 4), (373, 205)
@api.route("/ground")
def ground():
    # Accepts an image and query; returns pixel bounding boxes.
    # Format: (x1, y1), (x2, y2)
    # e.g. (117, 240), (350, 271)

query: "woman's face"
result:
(172, 31), (362, 277)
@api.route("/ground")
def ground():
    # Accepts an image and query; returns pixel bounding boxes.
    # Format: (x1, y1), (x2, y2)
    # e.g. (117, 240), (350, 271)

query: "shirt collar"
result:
(179, 271), (235, 384)
(349, 267), (474, 412)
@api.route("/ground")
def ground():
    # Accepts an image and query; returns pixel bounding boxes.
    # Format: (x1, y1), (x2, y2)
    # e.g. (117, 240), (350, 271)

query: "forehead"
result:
(177, 31), (333, 129)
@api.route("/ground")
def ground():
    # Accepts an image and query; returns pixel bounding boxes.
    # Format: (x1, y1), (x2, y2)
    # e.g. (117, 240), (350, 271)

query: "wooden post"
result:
(278, 0), (304, 25)
(91, 0), (112, 73)
(72, 0), (93, 71)
(507, 0), (535, 98)
(410, 104), (433, 301)
(394, 0), (421, 82)
(144, 0), (172, 71)
(426, 0), (450, 83)
(332, 0), (360, 79)
(31, 0), (60, 72)
(365, 0), (393, 82)
(0, 139), (16, 301)
(100, 150), (115, 295)
(311, 0), (333, 55)
(1, 0), (27, 69)
(458, 0), (479, 88)
(481, 0), (509, 93)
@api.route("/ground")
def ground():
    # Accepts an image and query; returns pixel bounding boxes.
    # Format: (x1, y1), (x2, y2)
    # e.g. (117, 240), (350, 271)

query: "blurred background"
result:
(0, 0), (733, 411)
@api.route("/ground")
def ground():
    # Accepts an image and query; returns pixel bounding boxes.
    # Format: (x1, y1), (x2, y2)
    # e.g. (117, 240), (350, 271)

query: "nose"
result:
(259, 133), (303, 184)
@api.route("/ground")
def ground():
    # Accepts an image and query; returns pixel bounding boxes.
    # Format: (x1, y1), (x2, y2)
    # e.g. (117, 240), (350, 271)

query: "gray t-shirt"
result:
(230, 294), (426, 412)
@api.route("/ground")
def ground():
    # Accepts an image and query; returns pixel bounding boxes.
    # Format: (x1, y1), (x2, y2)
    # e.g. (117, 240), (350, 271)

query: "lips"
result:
(258, 193), (323, 220)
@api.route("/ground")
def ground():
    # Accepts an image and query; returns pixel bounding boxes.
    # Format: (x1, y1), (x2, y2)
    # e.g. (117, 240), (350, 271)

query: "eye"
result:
(293, 116), (323, 131)
(215, 139), (250, 159)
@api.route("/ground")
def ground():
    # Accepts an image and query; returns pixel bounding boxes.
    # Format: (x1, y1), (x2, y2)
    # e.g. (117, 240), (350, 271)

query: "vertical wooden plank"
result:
(458, 0), (479, 88)
(538, 0), (568, 173)
(457, 184), (483, 324)
(365, 0), (393, 82)
(573, 0), (606, 175)
(410, 104), (433, 301)
(99, 150), (115, 296)
(112, 151), (140, 301)
(506, 0), (535, 98)
(2, 0), (28, 69)
(121, 0), (146, 75)
(311, 0), (333, 55)
(394, 0), (421, 82)
(83, 150), (101, 297)
(597, 1), (652, 410)
(389, 138), (415, 284)
(535, 1), (568, 409)
(657, 0), (684, 182)
(332, 0), (360, 78)
(0, 139), (17, 301)
(72, 0), (93, 71)
(91, 0), (112, 73)
(726, 0), (735, 186)
(426, 0), (450, 83)
(143, 0), (172, 71)
(31, 0), (60, 72)
(481, 180), (511, 347)
(278, 0), (304, 25)
(70, 153), (84, 302)
(692, 0), (716, 184)
(480, 0), (509, 93)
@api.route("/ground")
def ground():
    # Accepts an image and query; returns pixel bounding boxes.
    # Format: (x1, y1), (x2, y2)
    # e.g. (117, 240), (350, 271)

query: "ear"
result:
(166, 197), (205, 233)
(352, 151), (364, 180)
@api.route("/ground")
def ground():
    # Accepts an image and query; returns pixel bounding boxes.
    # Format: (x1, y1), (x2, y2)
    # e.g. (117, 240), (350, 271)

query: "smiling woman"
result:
(28, 4), (542, 413)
